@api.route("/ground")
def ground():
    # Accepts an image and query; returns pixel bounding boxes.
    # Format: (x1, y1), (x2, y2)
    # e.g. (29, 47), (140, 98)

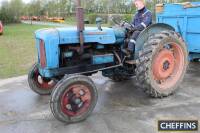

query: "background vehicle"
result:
(156, 2), (200, 61)
(47, 17), (65, 23)
(0, 21), (3, 35)
(28, 1), (188, 123)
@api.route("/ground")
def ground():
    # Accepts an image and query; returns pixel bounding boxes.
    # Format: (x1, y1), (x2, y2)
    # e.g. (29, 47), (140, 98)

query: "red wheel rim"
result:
(152, 43), (185, 90)
(61, 84), (92, 117)
(33, 68), (55, 89)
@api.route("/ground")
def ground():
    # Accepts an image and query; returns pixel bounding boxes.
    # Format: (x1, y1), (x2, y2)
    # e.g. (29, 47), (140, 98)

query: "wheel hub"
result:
(163, 60), (170, 70)
(153, 49), (175, 80)
(66, 93), (84, 112)
(61, 85), (91, 117)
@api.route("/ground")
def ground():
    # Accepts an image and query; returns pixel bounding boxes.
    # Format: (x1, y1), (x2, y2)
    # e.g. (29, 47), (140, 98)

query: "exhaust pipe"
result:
(76, 0), (84, 54)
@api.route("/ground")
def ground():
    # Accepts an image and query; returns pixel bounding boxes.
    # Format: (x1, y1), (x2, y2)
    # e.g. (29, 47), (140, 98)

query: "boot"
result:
(122, 48), (132, 57)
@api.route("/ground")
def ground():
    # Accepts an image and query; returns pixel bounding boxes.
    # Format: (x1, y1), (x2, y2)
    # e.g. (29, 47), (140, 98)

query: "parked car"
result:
(0, 21), (3, 35)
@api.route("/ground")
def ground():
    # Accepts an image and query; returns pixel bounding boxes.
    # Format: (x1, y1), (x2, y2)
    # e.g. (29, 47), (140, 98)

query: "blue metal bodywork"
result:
(156, 2), (200, 60)
(35, 27), (125, 77)
(92, 54), (114, 65)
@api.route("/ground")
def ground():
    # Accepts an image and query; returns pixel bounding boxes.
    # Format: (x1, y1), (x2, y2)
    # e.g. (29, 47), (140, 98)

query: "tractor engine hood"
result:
(35, 27), (125, 45)
(34, 26), (125, 71)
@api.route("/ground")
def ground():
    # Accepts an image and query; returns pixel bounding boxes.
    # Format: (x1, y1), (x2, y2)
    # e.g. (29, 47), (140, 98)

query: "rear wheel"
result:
(50, 75), (98, 123)
(28, 63), (57, 95)
(136, 31), (188, 98)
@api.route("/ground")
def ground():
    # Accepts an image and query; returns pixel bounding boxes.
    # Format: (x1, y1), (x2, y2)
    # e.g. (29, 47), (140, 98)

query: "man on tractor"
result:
(122, 0), (152, 56)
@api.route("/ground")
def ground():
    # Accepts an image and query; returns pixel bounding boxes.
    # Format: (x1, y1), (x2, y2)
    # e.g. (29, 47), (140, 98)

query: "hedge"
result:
(86, 14), (133, 24)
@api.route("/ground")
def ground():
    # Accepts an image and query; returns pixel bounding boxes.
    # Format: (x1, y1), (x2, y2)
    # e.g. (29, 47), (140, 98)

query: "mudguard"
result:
(134, 23), (175, 59)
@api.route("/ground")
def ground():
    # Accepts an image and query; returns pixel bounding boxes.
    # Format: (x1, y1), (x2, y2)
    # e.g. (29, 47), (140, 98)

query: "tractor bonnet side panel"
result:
(35, 28), (60, 70)
(57, 27), (117, 45)
(34, 27), (121, 77)
(35, 27), (117, 68)
(156, 2), (200, 54)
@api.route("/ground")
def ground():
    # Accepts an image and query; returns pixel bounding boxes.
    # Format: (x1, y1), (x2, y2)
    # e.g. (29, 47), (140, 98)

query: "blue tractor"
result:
(28, 1), (189, 123)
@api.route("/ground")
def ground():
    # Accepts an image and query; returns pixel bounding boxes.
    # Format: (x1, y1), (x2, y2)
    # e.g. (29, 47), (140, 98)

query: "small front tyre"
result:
(28, 63), (57, 95)
(50, 75), (98, 123)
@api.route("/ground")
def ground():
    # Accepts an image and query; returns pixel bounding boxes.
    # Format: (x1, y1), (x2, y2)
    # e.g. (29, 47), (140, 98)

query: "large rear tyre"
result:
(50, 75), (98, 123)
(28, 63), (57, 95)
(136, 31), (188, 98)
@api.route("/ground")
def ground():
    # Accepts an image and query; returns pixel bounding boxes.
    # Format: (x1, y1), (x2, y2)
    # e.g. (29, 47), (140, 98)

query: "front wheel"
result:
(50, 75), (98, 123)
(136, 31), (188, 98)
(28, 63), (57, 95)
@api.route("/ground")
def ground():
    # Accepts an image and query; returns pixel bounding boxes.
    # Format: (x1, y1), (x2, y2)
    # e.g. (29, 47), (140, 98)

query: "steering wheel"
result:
(120, 21), (134, 31)
(119, 21), (128, 27)
(110, 18), (135, 31)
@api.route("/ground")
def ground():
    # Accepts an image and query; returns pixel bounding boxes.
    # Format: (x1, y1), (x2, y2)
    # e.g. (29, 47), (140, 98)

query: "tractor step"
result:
(125, 60), (136, 65)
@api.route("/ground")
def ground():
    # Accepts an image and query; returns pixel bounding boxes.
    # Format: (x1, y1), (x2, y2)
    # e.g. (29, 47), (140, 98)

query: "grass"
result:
(64, 16), (76, 25)
(0, 23), (54, 79)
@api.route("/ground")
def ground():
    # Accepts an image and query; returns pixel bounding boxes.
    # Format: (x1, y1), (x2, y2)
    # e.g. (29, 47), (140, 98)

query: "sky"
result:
(0, 0), (31, 4)
(24, 0), (31, 3)
(22, 0), (32, 3)
(0, 0), (31, 7)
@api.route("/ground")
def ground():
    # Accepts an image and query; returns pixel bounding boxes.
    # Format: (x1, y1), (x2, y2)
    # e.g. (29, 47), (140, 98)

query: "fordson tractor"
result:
(0, 21), (3, 35)
(28, 1), (188, 123)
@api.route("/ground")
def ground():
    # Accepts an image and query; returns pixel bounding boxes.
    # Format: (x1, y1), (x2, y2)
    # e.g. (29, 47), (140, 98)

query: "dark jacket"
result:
(131, 7), (152, 31)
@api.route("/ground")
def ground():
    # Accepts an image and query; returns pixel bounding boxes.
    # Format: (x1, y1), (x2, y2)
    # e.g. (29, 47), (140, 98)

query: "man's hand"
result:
(120, 21), (136, 32)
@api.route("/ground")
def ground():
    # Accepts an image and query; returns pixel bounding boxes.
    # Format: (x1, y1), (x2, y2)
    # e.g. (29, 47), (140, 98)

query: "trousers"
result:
(128, 31), (141, 51)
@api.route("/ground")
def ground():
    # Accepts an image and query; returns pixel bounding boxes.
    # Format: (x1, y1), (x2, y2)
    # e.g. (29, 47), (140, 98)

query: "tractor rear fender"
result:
(134, 23), (175, 59)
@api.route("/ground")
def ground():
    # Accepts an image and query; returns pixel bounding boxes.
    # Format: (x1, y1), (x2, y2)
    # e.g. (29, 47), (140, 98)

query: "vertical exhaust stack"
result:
(76, 0), (84, 54)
